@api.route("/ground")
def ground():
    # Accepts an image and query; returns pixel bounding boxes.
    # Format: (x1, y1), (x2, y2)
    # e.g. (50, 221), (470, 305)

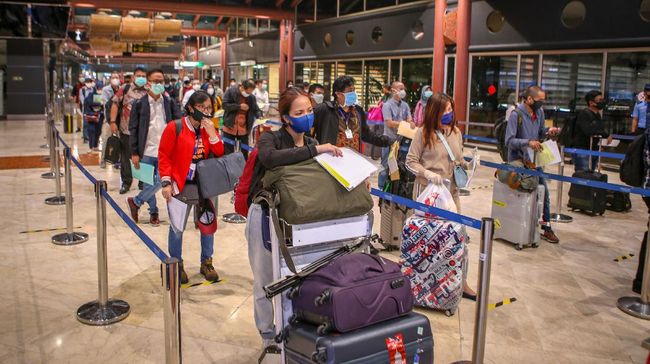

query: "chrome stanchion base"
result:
(617, 296), (650, 320)
(550, 212), (573, 223)
(450, 361), (472, 364)
(45, 196), (66, 205)
(40, 144), (49, 149)
(459, 188), (470, 196)
(41, 171), (62, 179)
(76, 299), (130, 325)
(52, 232), (89, 246)
(222, 213), (247, 224)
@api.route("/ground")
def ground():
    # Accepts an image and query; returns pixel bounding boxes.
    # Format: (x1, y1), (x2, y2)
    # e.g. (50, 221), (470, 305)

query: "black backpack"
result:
(558, 115), (577, 148)
(495, 108), (524, 162)
(620, 134), (646, 187)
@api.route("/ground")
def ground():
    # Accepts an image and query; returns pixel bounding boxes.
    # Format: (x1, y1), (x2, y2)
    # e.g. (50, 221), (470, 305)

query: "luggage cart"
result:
(265, 213), (373, 363)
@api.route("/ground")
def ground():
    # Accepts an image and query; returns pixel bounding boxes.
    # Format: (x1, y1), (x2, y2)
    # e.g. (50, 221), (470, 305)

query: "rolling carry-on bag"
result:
(289, 252), (413, 334)
(284, 312), (434, 364)
(379, 199), (405, 250)
(400, 215), (467, 315)
(567, 170), (608, 215)
(605, 191), (631, 212)
(491, 180), (544, 250)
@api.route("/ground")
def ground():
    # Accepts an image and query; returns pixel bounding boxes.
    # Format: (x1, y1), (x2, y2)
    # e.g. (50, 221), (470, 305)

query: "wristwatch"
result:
(161, 181), (172, 188)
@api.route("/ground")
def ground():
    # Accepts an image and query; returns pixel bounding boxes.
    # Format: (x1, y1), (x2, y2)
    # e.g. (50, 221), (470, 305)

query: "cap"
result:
(183, 76), (190, 82)
(197, 200), (217, 235)
(644, 83), (650, 91)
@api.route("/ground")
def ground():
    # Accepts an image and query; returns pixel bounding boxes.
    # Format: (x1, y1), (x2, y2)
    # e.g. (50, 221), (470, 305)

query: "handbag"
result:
(197, 152), (246, 199)
(174, 183), (200, 205)
(436, 130), (468, 188)
(104, 135), (121, 164)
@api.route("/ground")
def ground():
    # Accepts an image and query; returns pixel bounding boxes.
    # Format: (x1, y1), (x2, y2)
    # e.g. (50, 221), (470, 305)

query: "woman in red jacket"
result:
(158, 91), (224, 284)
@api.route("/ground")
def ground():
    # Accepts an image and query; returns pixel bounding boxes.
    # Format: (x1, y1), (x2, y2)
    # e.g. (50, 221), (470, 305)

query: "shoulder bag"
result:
(436, 130), (468, 188)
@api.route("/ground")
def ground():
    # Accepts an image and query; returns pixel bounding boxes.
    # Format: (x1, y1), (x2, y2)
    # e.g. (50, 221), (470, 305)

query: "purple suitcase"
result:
(289, 252), (413, 334)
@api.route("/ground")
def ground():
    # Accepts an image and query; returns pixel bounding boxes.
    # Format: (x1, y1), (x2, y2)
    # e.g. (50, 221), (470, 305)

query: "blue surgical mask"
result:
(343, 91), (357, 107)
(424, 90), (433, 99)
(134, 77), (146, 87)
(151, 83), (165, 96)
(441, 111), (454, 125)
(285, 113), (314, 134)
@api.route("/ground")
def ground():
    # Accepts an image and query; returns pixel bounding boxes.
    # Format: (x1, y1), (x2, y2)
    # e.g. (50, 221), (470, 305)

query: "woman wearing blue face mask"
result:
(245, 87), (342, 353)
(405, 91), (476, 300)
(414, 85), (432, 127)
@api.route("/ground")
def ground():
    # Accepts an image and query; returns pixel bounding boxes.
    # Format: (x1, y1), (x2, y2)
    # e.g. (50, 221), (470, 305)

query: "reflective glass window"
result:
(401, 57), (432, 110)
(363, 60), (389, 109)
(605, 52), (650, 134)
(469, 55), (517, 128)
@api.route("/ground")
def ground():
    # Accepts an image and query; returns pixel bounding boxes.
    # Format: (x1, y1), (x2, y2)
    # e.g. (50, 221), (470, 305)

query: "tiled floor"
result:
(0, 119), (648, 363)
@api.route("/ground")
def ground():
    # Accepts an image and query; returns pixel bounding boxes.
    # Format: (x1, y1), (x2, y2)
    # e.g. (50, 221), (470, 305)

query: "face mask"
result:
(398, 90), (407, 100)
(192, 84), (201, 91)
(312, 93), (324, 105)
(190, 107), (210, 121)
(151, 83), (165, 96)
(134, 77), (146, 87)
(530, 99), (543, 112)
(241, 90), (250, 98)
(110, 78), (120, 87)
(595, 101), (606, 110)
(207, 88), (215, 95)
(441, 111), (454, 125)
(424, 90), (433, 99)
(286, 113), (314, 134)
(79, 78), (85, 83)
(263, 84), (268, 90)
(342, 91), (358, 107)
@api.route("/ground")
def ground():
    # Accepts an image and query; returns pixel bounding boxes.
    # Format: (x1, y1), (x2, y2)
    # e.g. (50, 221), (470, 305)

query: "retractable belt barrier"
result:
(221, 136), (254, 152)
(463, 134), (498, 144)
(612, 134), (637, 141)
(564, 147), (625, 160)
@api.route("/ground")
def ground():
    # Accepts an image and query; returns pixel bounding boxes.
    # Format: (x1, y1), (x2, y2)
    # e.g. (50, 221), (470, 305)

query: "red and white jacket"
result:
(158, 117), (225, 193)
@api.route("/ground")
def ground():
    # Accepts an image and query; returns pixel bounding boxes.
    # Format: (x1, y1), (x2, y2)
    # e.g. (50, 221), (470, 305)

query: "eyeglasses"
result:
(194, 104), (212, 112)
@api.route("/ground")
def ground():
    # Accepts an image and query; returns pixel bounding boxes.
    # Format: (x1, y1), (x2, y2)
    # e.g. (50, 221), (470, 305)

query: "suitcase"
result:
(605, 191), (632, 212)
(400, 216), (467, 315)
(284, 312), (434, 364)
(567, 170), (607, 216)
(63, 113), (74, 133)
(491, 180), (544, 250)
(380, 199), (406, 250)
(289, 252), (413, 334)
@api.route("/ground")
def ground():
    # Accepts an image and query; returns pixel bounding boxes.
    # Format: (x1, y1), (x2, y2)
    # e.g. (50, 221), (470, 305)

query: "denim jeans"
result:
(86, 119), (102, 149)
(536, 167), (552, 232)
(133, 156), (161, 215)
(82, 115), (89, 140)
(573, 153), (597, 172)
(167, 203), (214, 264)
(378, 146), (389, 190)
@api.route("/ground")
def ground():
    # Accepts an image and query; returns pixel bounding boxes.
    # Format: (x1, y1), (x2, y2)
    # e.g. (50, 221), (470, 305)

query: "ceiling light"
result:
(160, 12), (172, 18)
(128, 10), (141, 17)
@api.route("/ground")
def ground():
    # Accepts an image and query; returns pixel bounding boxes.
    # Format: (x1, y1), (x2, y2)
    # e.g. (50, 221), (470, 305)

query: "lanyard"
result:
(337, 107), (353, 130)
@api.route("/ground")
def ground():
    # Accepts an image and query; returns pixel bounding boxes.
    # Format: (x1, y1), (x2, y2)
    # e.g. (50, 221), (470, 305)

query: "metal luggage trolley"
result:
(266, 212), (374, 363)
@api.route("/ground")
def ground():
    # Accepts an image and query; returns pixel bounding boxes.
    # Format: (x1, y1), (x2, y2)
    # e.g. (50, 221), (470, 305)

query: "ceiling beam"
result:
(181, 28), (227, 37)
(121, 10), (128, 16)
(290, 0), (302, 7)
(192, 14), (201, 27)
(223, 17), (235, 29)
(275, 0), (285, 7)
(215, 16), (223, 28)
(71, 0), (294, 20)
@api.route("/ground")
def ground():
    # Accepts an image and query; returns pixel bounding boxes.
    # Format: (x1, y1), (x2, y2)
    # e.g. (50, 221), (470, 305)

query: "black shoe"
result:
(119, 185), (130, 194)
(462, 291), (477, 301)
(138, 181), (144, 190)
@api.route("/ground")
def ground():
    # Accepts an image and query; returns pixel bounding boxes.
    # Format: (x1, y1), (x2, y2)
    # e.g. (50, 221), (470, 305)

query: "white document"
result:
(314, 147), (378, 191)
(535, 140), (562, 167)
(601, 139), (620, 147)
(167, 197), (188, 234)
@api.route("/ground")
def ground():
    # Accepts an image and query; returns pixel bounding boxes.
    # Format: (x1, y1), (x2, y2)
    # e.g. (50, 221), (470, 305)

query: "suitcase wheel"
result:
(515, 244), (523, 251)
(314, 289), (332, 307)
(316, 322), (331, 336)
(444, 309), (455, 317)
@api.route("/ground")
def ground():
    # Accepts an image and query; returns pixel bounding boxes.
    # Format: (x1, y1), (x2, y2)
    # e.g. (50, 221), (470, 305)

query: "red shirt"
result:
(158, 117), (225, 192)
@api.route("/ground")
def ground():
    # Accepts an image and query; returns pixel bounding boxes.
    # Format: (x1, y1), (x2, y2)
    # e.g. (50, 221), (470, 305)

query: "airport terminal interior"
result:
(1, 0), (650, 363)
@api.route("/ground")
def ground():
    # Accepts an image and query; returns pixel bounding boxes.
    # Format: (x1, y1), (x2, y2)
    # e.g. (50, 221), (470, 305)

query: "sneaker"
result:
(200, 257), (219, 282)
(179, 262), (189, 284)
(127, 197), (139, 223)
(149, 213), (160, 226)
(541, 230), (560, 244)
(119, 184), (130, 194)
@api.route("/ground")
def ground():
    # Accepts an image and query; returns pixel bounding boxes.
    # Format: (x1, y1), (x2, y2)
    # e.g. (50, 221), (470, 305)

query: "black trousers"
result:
(119, 133), (133, 187)
(634, 197), (650, 290)
(222, 131), (249, 159)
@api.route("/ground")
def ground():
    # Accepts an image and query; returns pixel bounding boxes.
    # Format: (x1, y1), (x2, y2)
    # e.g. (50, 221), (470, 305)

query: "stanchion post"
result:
(551, 146), (573, 223)
(617, 213), (650, 320)
(472, 217), (495, 363)
(162, 257), (182, 364)
(52, 147), (89, 245)
(45, 129), (66, 205)
(77, 180), (130, 325)
(40, 114), (50, 149)
(222, 138), (247, 224)
(41, 119), (58, 179)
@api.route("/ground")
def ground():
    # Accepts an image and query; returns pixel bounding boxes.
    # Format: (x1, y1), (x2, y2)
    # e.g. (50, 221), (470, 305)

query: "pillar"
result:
(279, 19), (287, 91)
(220, 35), (228, 90)
(454, 0), (471, 132)
(286, 19), (294, 88)
(193, 37), (200, 80)
(432, 0), (447, 93)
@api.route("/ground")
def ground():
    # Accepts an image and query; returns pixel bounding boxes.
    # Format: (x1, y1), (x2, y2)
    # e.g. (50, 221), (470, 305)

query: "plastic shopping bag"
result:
(415, 182), (457, 219)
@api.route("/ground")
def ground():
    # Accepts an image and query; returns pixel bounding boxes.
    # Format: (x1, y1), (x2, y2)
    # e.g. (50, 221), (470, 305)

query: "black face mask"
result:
(595, 101), (606, 110)
(530, 100), (544, 112)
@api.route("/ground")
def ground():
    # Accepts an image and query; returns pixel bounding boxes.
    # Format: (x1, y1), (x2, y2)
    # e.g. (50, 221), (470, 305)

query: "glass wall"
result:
(605, 52), (650, 134)
(401, 57), (432, 108)
(469, 55), (517, 127)
(294, 61), (336, 101)
(363, 60), (389, 109)
(337, 61), (364, 105)
(445, 56), (455, 96)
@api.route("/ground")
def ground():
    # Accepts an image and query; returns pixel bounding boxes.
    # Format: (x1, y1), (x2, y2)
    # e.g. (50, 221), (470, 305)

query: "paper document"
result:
(130, 161), (155, 186)
(465, 147), (480, 187)
(397, 121), (417, 139)
(535, 140), (561, 167)
(601, 139), (620, 147)
(167, 198), (188, 233)
(314, 147), (378, 191)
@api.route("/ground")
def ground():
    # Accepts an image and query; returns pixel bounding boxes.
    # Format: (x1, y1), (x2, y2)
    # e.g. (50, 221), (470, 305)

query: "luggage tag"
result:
(187, 163), (197, 180)
(345, 128), (353, 139)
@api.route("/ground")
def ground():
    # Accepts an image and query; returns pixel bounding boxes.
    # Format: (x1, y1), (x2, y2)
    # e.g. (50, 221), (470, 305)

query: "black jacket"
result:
(573, 108), (609, 150)
(248, 127), (318, 206)
(129, 94), (182, 158)
(312, 101), (392, 149)
(222, 85), (262, 133)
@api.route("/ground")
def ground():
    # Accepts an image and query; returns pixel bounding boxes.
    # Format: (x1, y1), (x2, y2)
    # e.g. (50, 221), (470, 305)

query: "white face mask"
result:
(207, 88), (215, 95)
(312, 93), (324, 104)
(397, 90), (407, 100)
(241, 90), (250, 98)
(192, 84), (201, 91)
(110, 78), (120, 87)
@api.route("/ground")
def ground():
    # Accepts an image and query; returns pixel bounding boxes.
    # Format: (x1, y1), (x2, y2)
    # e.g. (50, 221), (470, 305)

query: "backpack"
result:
(495, 108), (524, 162)
(620, 134), (645, 187)
(558, 115), (577, 148)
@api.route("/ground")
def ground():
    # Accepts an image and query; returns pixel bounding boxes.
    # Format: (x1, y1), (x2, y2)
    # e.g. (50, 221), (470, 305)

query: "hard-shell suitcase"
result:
(400, 216), (467, 315)
(567, 170), (607, 216)
(379, 200), (405, 250)
(605, 191), (631, 212)
(63, 113), (74, 133)
(284, 312), (434, 364)
(289, 252), (413, 334)
(491, 180), (544, 250)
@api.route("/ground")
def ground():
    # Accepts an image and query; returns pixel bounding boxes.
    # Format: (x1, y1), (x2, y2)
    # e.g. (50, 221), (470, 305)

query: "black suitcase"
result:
(606, 191), (632, 212)
(284, 312), (433, 364)
(568, 170), (607, 216)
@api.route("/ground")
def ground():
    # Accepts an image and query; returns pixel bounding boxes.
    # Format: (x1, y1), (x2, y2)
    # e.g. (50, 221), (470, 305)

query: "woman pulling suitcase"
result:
(405, 92), (476, 300)
(244, 87), (342, 350)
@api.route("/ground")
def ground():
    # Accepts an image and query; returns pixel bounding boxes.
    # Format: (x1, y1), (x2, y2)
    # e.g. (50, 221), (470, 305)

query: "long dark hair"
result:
(278, 87), (313, 124)
(422, 92), (457, 149)
(185, 90), (214, 116)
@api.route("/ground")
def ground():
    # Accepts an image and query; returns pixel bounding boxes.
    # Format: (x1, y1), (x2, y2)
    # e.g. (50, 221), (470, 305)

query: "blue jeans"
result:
(536, 167), (552, 232)
(378, 146), (389, 190)
(573, 153), (597, 172)
(168, 204), (214, 263)
(86, 119), (102, 149)
(82, 115), (89, 140)
(133, 156), (161, 214)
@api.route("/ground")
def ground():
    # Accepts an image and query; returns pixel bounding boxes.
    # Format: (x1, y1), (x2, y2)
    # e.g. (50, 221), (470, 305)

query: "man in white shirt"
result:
(182, 79), (202, 109)
(126, 69), (181, 226)
(253, 79), (269, 116)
